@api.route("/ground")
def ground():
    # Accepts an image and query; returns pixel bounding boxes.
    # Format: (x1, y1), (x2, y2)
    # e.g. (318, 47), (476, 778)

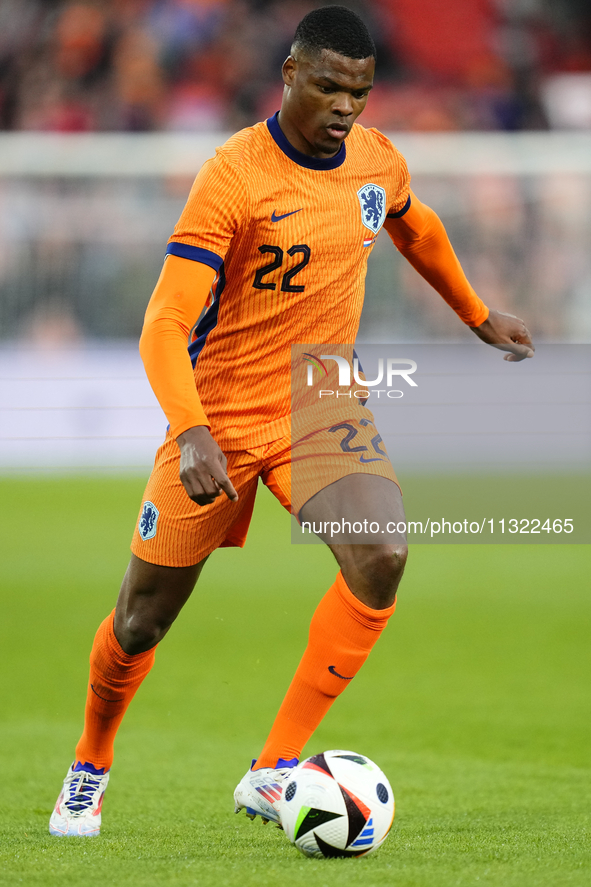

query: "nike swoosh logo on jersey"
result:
(358, 455), (387, 463)
(328, 665), (355, 680)
(271, 209), (303, 222)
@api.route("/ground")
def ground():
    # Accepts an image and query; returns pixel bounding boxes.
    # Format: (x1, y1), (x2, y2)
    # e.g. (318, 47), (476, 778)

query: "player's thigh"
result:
(260, 417), (404, 523)
(300, 473), (406, 545)
(301, 474), (407, 607)
(260, 419), (407, 546)
(291, 412), (406, 544)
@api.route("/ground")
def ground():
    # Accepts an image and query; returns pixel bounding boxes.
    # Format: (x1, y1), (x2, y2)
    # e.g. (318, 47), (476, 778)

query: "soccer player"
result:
(49, 6), (534, 836)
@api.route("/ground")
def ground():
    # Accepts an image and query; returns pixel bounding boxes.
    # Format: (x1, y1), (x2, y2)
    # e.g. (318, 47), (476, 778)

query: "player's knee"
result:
(390, 542), (408, 578)
(359, 544), (408, 608)
(365, 543), (407, 579)
(114, 611), (171, 655)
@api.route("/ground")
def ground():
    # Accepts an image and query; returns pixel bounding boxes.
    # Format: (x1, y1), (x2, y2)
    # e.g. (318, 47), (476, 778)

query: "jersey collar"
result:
(267, 111), (346, 171)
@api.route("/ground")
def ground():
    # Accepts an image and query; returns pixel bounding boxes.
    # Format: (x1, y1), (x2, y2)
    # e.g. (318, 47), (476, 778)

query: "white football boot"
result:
(234, 757), (298, 825)
(49, 763), (109, 837)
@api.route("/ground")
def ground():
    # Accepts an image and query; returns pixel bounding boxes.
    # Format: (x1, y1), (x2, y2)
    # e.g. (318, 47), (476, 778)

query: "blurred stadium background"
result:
(0, 0), (590, 471)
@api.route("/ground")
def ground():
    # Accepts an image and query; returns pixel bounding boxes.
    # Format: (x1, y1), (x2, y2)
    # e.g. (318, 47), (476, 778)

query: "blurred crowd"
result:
(1, 0), (590, 133)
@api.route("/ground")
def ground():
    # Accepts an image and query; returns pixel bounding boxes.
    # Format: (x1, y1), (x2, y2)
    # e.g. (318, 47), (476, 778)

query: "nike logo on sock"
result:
(328, 665), (355, 680)
(90, 683), (124, 703)
(271, 209), (302, 222)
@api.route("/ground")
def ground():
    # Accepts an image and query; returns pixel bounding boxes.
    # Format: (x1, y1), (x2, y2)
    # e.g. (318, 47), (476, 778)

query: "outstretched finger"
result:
(211, 465), (239, 502)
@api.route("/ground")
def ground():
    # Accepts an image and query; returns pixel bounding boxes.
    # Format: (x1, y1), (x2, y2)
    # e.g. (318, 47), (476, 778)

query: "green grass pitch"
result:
(0, 476), (589, 886)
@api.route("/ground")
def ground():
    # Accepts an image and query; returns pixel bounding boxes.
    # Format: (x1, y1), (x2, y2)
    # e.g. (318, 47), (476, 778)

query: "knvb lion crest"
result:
(138, 501), (159, 541)
(357, 183), (386, 234)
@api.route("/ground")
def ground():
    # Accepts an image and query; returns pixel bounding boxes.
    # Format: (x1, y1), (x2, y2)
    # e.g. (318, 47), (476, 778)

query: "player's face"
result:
(280, 49), (375, 158)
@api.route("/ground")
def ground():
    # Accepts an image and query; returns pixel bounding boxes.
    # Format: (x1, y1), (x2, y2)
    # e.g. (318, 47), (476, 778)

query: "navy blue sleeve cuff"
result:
(166, 242), (224, 272)
(387, 194), (411, 219)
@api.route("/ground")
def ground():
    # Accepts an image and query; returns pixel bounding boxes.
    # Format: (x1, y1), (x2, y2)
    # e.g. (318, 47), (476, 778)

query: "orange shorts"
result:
(131, 417), (399, 567)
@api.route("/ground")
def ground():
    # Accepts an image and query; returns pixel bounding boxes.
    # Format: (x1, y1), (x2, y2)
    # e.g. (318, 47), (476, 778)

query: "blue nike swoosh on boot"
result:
(271, 209), (303, 222)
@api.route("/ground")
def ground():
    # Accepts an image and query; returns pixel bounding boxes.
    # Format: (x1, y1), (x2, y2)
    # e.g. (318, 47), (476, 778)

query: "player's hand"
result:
(176, 425), (239, 506)
(470, 309), (535, 362)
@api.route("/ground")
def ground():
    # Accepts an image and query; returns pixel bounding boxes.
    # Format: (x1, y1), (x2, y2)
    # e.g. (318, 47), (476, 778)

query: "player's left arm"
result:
(384, 190), (534, 361)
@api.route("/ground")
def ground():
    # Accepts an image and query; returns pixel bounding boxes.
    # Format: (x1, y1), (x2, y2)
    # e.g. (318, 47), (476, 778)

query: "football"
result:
(279, 750), (394, 858)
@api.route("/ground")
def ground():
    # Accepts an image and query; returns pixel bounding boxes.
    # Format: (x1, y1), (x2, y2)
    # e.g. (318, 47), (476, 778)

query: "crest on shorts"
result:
(357, 183), (386, 234)
(139, 501), (159, 541)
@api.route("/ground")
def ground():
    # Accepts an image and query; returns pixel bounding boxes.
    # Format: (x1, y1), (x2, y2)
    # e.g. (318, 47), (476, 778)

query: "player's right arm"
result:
(139, 254), (238, 506)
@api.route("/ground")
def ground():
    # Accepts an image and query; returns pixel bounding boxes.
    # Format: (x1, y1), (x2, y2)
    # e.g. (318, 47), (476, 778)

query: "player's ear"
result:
(282, 55), (297, 86)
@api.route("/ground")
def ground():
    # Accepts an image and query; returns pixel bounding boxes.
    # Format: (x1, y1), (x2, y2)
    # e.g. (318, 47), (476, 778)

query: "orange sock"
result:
(74, 610), (156, 772)
(254, 572), (396, 769)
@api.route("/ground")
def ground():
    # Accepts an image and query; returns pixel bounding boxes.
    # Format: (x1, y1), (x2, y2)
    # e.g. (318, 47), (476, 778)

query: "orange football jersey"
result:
(167, 112), (410, 446)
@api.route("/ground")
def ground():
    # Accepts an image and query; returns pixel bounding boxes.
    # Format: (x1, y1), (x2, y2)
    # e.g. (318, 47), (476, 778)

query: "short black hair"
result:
(292, 6), (376, 61)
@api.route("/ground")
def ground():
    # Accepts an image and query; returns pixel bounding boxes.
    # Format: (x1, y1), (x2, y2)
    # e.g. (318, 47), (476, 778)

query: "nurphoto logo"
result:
(302, 353), (418, 400)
